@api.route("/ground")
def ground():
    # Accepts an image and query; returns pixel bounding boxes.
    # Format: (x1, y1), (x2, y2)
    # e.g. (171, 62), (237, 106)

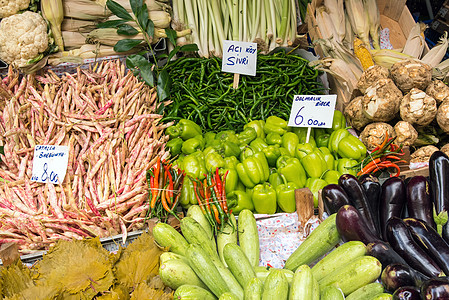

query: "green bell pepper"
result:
(300, 149), (328, 178)
(166, 119), (202, 140)
(314, 128), (330, 148)
(319, 147), (335, 171)
(336, 158), (359, 176)
(221, 141), (241, 157)
(328, 128), (349, 155)
(263, 145), (281, 167)
(236, 152), (269, 188)
(264, 116), (289, 136)
(326, 109), (346, 133)
(166, 137), (183, 156)
(253, 152), (270, 182)
(252, 183), (277, 214)
(240, 146), (256, 161)
(179, 177), (196, 207)
(205, 152), (225, 171)
(269, 172), (284, 189)
(203, 146), (217, 157)
(276, 175), (299, 213)
(222, 168), (239, 194)
(337, 134), (367, 161)
(291, 127), (315, 144)
(323, 170), (341, 185)
(266, 133), (283, 146)
(181, 135), (205, 155)
(277, 156), (306, 188)
(244, 120), (265, 139)
(227, 190), (254, 214)
(250, 137), (268, 153)
(224, 156), (239, 169)
(279, 147), (291, 157)
(215, 130), (240, 144)
(305, 178), (328, 207)
(282, 132), (299, 157)
(182, 151), (207, 179)
(237, 127), (257, 145)
(204, 132), (217, 147)
(295, 143), (316, 159)
(246, 187), (254, 200)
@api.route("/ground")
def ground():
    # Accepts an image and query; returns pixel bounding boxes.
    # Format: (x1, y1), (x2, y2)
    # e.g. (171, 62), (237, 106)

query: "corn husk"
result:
(95, 0), (168, 11)
(62, 31), (87, 50)
(62, 19), (98, 33)
(370, 49), (413, 69)
(63, 0), (111, 20)
(107, 10), (171, 28)
(309, 57), (359, 92)
(364, 0), (380, 49)
(345, 0), (370, 47)
(324, 0), (345, 42)
(433, 58), (449, 81)
(41, 0), (64, 51)
(315, 6), (340, 42)
(343, 10), (354, 49)
(402, 22), (425, 58)
(421, 32), (449, 67)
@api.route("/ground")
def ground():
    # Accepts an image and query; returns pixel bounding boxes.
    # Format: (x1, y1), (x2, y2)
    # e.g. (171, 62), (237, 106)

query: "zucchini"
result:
(187, 205), (214, 240)
(262, 269), (289, 300)
(320, 286), (344, 300)
(159, 259), (208, 290)
(289, 265), (313, 300)
(284, 213), (341, 271)
(312, 278), (320, 300)
(223, 243), (256, 288)
(254, 266), (294, 284)
(346, 282), (384, 300)
(244, 277), (263, 300)
(219, 292), (240, 300)
(371, 293), (393, 300)
(311, 240), (366, 281)
(159, 251), (189, 265)
(174, 284), (216, 300)
(153, 222), (189, 256)
(217, 213), (238, 267)
(238, 209), (260, 267)
(186, 244), (230, 298)
(211, 257), (244, 300)
(319, 256), (382, 296)
(181, 217), (218, 259)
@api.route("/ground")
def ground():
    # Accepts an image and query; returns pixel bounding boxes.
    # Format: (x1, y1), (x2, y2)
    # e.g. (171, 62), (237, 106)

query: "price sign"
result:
(288, 95), (337, 128)
(31, 145), (69, 184)
(221, 40), (257, 76)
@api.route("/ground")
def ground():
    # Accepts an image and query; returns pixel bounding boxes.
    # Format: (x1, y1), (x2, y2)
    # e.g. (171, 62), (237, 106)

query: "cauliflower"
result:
(356, 65), (390, 93)
(362, 78), (403, 122)
(0, 11), (49, 68)
(344, 96), (372, 131)
(426, 80), (449, 106)
(393, 121), (418, 146)
(390, 59), (432, 93)
(399, 88), (437, 126)
(359, 122), (396, 151)
(0, 0), (30, 18)
(441, 143), (449, 157)
(410, 145), (439, 163)
(437, 100), (449, 133)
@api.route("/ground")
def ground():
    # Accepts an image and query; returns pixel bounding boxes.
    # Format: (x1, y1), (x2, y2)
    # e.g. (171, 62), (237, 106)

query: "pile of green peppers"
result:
(166, 110), (367, 215)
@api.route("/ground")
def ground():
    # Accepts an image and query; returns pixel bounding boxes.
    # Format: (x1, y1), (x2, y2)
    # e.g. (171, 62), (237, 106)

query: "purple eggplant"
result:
(336, 205), (381, 245)
(429, 151), (449, 242)
(338, 174), (379, 237)
(392, 286), (421, 300)
(381, 263), (426, 293)
(421, 278), (449, 300)
(367, 241), (409, 270)
(386, 217), (443, 278)
(380, 177), (406, 240)
(406, 176), (436, 229)
(321, 184), (352, 215)
(404, 218), (449, 276)
(360, 174), (382, 237)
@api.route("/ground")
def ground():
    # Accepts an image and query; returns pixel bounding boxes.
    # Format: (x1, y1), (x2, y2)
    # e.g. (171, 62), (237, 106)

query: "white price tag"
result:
(288, 95), (337, 128)
(221, 40), (257, 76)
(31, 145), (69, 184)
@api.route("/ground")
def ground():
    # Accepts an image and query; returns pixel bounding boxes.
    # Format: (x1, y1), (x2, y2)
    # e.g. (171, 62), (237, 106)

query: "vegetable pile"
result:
(163, 50), (324, 131)
(0, 60), (169, 253)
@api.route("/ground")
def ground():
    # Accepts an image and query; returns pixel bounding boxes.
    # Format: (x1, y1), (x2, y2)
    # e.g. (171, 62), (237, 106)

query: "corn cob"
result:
(41, 0), (64, 51)
(402, 22), (425, 59)
(324, 0), (345, 42)
(364, 0), (380, 49)
(345, 0), (370, 47)
(421, 32), (448, 67)
(354, 37), (374, 70)
(370, 49), (413, 69)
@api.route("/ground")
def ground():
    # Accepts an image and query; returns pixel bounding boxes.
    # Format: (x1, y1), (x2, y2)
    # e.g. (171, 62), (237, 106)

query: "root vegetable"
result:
(426, 80), (449, 105)
(362, 78), (403, 122)
(393, 121), (418, 147)
(344, 96), (372, 131)
(437, 100), (449, 133)
(410, 145), (439, 163)
(441, 143), (449, 157)
(400, 88), (437, 126)
(356, 65), (390, 93)
(390, 59), (432, 93)
(359, 122), (396, 151)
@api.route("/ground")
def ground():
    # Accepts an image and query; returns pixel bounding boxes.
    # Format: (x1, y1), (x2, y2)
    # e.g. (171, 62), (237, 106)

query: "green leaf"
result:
(165, 28), (177, 46)
(180, 43), (199, 52)
(136, 4), (149, 32)
(117, 24), (139, 36)
(114, 39), (142, 52)
(139, 65), (155, 87)
(146, 19), (155, 39)
(166, 46), (181, 63)
(97, 19), (128, 28)
(126, 55), (155, 87)
(129, 0), (143, 16)
(106, 0), (133, 21)
(157, 69), (171, 101)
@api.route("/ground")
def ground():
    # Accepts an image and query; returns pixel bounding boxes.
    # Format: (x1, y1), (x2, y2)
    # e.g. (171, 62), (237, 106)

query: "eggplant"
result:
(406, 176), (436, 229)
(336, 205), (381, 245)
(380, 177), (406, 240)
(338, 174), (379, 237)
(392, 286), (421, 300)
(386, 217), (443, 278)
(429, 151), (449, 243)
(381, 263), (426, 293)
(360, 174), (382, 237)
(321, 184), (352, 215)
(366, 241), (409, 270)
(421, 278), (449, 300)
(404, 218), (449, 276)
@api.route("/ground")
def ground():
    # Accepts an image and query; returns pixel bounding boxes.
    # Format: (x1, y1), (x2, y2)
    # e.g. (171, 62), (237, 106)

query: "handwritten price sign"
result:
(221, 40), (257, 76)
(288, 95), (337, 128)
(31, 145), (69, 184)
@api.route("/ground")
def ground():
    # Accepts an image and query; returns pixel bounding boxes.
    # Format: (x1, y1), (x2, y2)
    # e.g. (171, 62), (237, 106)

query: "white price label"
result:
(288, 95), (337, 128)
(221, 40), (257, 76)
(31, 145), (69, 184)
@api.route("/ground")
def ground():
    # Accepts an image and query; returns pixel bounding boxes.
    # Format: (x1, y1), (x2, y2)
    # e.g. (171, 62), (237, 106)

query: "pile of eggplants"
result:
(322, 151), (449, 299)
